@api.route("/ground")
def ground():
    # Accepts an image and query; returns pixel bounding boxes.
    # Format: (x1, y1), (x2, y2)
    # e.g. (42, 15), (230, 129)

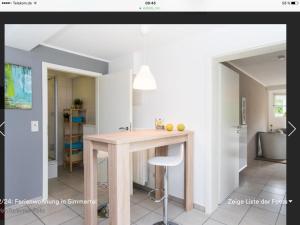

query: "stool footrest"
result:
(148, 189), (165, 203)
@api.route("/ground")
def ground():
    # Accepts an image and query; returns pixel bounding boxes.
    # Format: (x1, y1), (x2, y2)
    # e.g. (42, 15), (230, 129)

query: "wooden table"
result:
(84, 129), (194, 225)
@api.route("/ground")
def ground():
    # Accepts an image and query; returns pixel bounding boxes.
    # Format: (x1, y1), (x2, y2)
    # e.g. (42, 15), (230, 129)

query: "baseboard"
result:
(239, 165), (247, 172)
(255, 157), (286, 164)
(193, 203), (206, 213)
(133, 182), (152, 192)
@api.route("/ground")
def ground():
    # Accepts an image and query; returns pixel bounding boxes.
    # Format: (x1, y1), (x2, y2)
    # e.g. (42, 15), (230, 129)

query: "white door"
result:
(219, 64), (240, 203)
(96, 71), (133, 193)
(97, 71), (133, 133)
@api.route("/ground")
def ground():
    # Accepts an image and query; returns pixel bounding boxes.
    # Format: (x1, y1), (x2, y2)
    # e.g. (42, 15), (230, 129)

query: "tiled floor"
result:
(6, 160), (286, 225)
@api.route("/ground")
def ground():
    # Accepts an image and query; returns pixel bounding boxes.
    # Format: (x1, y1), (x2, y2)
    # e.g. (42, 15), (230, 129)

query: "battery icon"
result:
(291, 1), (296, 4)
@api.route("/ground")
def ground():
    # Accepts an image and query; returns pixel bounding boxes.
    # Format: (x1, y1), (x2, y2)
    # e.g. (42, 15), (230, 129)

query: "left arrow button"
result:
(0, 122), (5, 137)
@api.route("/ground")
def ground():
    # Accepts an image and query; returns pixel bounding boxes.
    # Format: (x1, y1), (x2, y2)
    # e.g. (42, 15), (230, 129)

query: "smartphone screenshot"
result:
(0, 2), (298, 225)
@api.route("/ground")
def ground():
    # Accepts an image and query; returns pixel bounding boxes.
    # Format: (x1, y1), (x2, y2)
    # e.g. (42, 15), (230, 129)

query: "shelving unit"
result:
(63, 108), (86, 172)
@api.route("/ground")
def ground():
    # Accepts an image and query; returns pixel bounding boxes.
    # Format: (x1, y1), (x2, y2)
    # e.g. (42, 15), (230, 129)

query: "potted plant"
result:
(74, 98), (83, 109)
(63, 112), (70, 122)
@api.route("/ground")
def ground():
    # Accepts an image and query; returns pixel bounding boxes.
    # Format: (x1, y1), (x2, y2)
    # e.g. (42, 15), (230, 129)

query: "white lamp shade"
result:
(133, 65), (157, 90)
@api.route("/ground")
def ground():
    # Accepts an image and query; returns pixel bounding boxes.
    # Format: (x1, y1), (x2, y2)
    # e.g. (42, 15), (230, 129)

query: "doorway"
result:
(42, 63), (133, 201)
(208, 42), (286, 213)
(42, 62), (102, 200)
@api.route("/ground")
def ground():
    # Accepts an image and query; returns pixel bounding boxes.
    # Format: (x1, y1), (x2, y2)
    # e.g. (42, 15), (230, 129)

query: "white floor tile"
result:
(220, 192), (253, 215)
(48, 161), (286, 225)
(60, 216), (84, 225)
(41, 207), (78, 225)
(131, 205), (151, 223)
(263, 185), (286, 195)
(5, 211), (39, 225)
(135, 212), (162, 225)
(240, 206), (278, 225)
(240, 175), (270, 186)
(154, 202), (184, 220)
(279, 203), (286, 215)
(211, 207), (244, 225)
(68, 203), (84, 216)
(255, 191), (284, 213)
(27, 220), (45, 225)
(235, 183), (264, 197)
(130, 191), (149, 204)
(138, 198), (162, 211)
(173, 209), (209, 225)
(49, 187), (81, 200)
(276, 215), (286, 225)
(31, 202), (67, 218)
(203, 219), (226, 225)
(5, 206), (31, 219)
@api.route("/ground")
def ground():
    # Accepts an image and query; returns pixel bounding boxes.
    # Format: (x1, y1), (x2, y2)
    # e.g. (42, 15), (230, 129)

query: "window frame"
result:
(272, 93), (286, 118)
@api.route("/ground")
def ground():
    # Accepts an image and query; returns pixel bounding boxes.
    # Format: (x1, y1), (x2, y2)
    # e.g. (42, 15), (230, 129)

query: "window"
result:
(273, 94), (286, 117)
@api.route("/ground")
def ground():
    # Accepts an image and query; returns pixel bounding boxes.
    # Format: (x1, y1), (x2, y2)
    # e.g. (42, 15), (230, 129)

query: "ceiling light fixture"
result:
(133, 25), (157, 90)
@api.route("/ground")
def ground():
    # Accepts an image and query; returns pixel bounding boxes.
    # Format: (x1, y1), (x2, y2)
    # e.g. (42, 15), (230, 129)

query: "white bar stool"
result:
(148, 144), (184, 225)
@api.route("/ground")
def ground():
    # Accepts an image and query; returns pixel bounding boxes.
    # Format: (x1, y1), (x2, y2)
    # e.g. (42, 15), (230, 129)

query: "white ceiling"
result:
(5, 24), (226, 61)
(229, 50), (286, 87)
(5, 25), (66, 51)
(5, 25), (286, 84)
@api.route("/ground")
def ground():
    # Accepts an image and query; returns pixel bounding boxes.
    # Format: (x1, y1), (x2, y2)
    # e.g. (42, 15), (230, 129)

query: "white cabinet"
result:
(239, 125), (247, 172)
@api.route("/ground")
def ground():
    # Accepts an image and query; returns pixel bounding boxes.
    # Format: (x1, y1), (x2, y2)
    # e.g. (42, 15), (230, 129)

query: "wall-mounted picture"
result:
(241, 97), (246, 125)
(5, 63), (32, 109)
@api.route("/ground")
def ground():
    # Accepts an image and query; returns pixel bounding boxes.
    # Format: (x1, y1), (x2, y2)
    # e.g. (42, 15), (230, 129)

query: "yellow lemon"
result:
(177, 123), (185, 131)
(165, 124), (174, 131)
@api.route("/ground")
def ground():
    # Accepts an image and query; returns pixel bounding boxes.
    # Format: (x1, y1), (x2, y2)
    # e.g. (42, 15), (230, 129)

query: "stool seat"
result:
(148, 156), (182, 167)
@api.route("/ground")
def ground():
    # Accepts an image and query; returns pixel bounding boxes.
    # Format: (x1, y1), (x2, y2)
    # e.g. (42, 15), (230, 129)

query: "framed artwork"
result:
(241, 97), (246, 125)
(5, 63), (32, 109)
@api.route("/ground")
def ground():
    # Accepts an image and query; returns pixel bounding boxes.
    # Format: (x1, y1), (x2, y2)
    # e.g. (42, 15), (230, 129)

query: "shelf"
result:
(64, 134), (83, 139)
(64, 121), (84, 124)
(64, 108), (86, 112)
(63, 108), (86, 172)
(64, 148), (83, 151)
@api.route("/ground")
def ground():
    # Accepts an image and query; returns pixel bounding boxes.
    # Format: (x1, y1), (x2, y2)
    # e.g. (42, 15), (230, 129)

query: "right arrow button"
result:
(288, 121), (296, 137)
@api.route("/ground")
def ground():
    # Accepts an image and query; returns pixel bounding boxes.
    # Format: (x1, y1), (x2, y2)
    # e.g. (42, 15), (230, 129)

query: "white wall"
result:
(109, 25), (286, 212)
(268, 89), (286, 130)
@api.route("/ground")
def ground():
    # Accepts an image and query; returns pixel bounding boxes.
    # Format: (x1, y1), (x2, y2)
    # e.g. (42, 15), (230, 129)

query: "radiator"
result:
(132, 148), (155, 186)
(132, 151), (147, 185)
(97, 151), (149, 189)
(83, 124), (108, 184)
(97, 158), (108, 184)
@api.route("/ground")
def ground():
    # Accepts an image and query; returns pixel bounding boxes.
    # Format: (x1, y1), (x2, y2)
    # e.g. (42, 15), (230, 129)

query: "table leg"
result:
(84, 140), (98, 225)
(108, 144), (130, 225)
(184, 133), (194, 211)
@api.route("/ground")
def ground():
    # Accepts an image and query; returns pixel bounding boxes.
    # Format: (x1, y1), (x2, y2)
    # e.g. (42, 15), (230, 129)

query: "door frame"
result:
(207, 42), (286, 213)
(42, 62), (102, 200)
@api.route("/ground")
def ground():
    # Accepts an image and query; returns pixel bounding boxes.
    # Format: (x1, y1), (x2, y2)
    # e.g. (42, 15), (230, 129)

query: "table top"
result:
(84, 129), (192, 144)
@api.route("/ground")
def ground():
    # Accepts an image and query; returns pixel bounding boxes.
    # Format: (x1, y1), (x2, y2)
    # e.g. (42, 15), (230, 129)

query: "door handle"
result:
(119, 126), (129, 131)
(235, 125), (241, 134)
